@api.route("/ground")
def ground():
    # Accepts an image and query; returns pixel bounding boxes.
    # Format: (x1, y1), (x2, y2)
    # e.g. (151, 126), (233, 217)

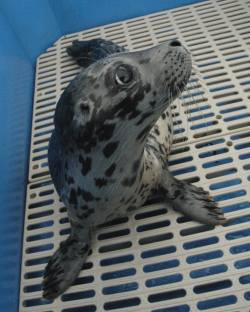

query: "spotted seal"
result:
(43, 38), (226, 299)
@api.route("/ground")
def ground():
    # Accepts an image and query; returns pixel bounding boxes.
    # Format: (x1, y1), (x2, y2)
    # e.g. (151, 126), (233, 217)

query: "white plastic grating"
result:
(29, 0), (250, 182)
(20, 0), (250, 311)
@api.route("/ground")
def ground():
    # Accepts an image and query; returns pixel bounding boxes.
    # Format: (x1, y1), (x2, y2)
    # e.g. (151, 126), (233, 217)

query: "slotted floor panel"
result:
(20, 0), (250, 311)
(29, 0), (250, 182)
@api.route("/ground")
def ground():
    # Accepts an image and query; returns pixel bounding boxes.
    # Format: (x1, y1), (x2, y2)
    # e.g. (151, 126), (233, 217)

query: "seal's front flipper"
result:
(42, 223), (90, 300)
(67, 39), (125, 67)
(160, 168), (226, 225)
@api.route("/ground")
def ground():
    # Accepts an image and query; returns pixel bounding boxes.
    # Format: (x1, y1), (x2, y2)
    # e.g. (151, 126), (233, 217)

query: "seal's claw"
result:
(171, 183), (227, 226)
(161, 171), (227, 226)
(42, 235), (89, 300)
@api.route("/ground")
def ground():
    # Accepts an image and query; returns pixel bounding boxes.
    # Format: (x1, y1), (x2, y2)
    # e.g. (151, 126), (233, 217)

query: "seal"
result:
(43, 38), (226, 299)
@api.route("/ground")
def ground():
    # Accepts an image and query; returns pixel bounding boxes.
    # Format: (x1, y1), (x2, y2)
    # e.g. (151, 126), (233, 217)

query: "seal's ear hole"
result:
(80, 103), (90, 114)
(115, 65), (134, 86)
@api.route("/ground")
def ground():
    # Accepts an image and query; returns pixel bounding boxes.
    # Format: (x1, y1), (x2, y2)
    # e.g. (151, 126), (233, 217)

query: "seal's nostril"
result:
(170, 40), (182, 47)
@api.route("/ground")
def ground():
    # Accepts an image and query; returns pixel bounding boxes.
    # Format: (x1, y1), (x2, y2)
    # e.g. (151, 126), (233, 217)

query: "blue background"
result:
(0, 0), (203, 311)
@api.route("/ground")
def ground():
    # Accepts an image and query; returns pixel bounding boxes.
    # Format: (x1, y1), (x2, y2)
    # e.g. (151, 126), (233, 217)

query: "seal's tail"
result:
(42, 234), (89, 299)
(67, 39), (125, 67)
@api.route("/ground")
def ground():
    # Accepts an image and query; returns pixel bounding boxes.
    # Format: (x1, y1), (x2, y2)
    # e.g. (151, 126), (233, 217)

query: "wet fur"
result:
(43, 39), (226, 299)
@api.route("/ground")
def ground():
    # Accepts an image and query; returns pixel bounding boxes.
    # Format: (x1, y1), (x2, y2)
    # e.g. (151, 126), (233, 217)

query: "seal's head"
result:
(55, 39), (191, 148)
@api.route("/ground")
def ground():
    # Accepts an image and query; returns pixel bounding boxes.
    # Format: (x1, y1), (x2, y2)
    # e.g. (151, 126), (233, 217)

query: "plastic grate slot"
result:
(62, 306), (96, 312)
(190, 264), (228, 279)
(148, 289), (186, 303)
(197, 295), (237, 310)
(102, 282), (138, 295)
(145, 273), (183, 288)
(103, 297), (141, 310)
(152, 305), (190, 312)
(193, 279), (232, 294)
(143, 259), (180, 273)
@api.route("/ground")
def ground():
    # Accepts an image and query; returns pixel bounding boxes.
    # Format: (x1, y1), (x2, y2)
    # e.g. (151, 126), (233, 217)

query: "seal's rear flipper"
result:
(42, 225), (90, 299)
(160, 168), (227, 225)
(67, 39), (125, 67)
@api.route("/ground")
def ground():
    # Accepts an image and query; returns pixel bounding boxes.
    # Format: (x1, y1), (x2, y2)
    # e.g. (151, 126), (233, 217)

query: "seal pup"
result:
(43, 39), (226, 299)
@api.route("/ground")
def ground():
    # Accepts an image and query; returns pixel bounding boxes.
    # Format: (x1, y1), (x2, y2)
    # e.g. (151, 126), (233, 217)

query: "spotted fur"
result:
(43, 38), (226, 300)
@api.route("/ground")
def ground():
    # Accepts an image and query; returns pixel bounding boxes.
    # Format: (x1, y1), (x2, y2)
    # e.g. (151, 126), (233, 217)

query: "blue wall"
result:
(0, 0), (203, 311)
(0, 12), (34, 312)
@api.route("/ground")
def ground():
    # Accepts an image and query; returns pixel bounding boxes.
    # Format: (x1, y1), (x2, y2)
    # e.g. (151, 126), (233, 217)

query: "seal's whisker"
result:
(187, 87), (192, 142)
(174, 85), (183, 142)
(169, 87), (180, 142)
(175, 84), (186, 143)
(192, 62), (204, 80)
(192, 65), (205, 91)
(183, 82), (195, 121)
(188, 66), (203, 120)
(192, 63), (210, 102)
(183, 84), (192, 141)
(169, 88), (174, 131)
(187, 73), (206, 137)
(191, 67), (210, 134)
(172, 87), (181, 143)
(191, 76), (206, 134)
(189, 75), (202, 119)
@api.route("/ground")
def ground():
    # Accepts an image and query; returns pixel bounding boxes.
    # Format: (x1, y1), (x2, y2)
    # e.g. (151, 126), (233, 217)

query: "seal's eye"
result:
(115, 65), (133, 86)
